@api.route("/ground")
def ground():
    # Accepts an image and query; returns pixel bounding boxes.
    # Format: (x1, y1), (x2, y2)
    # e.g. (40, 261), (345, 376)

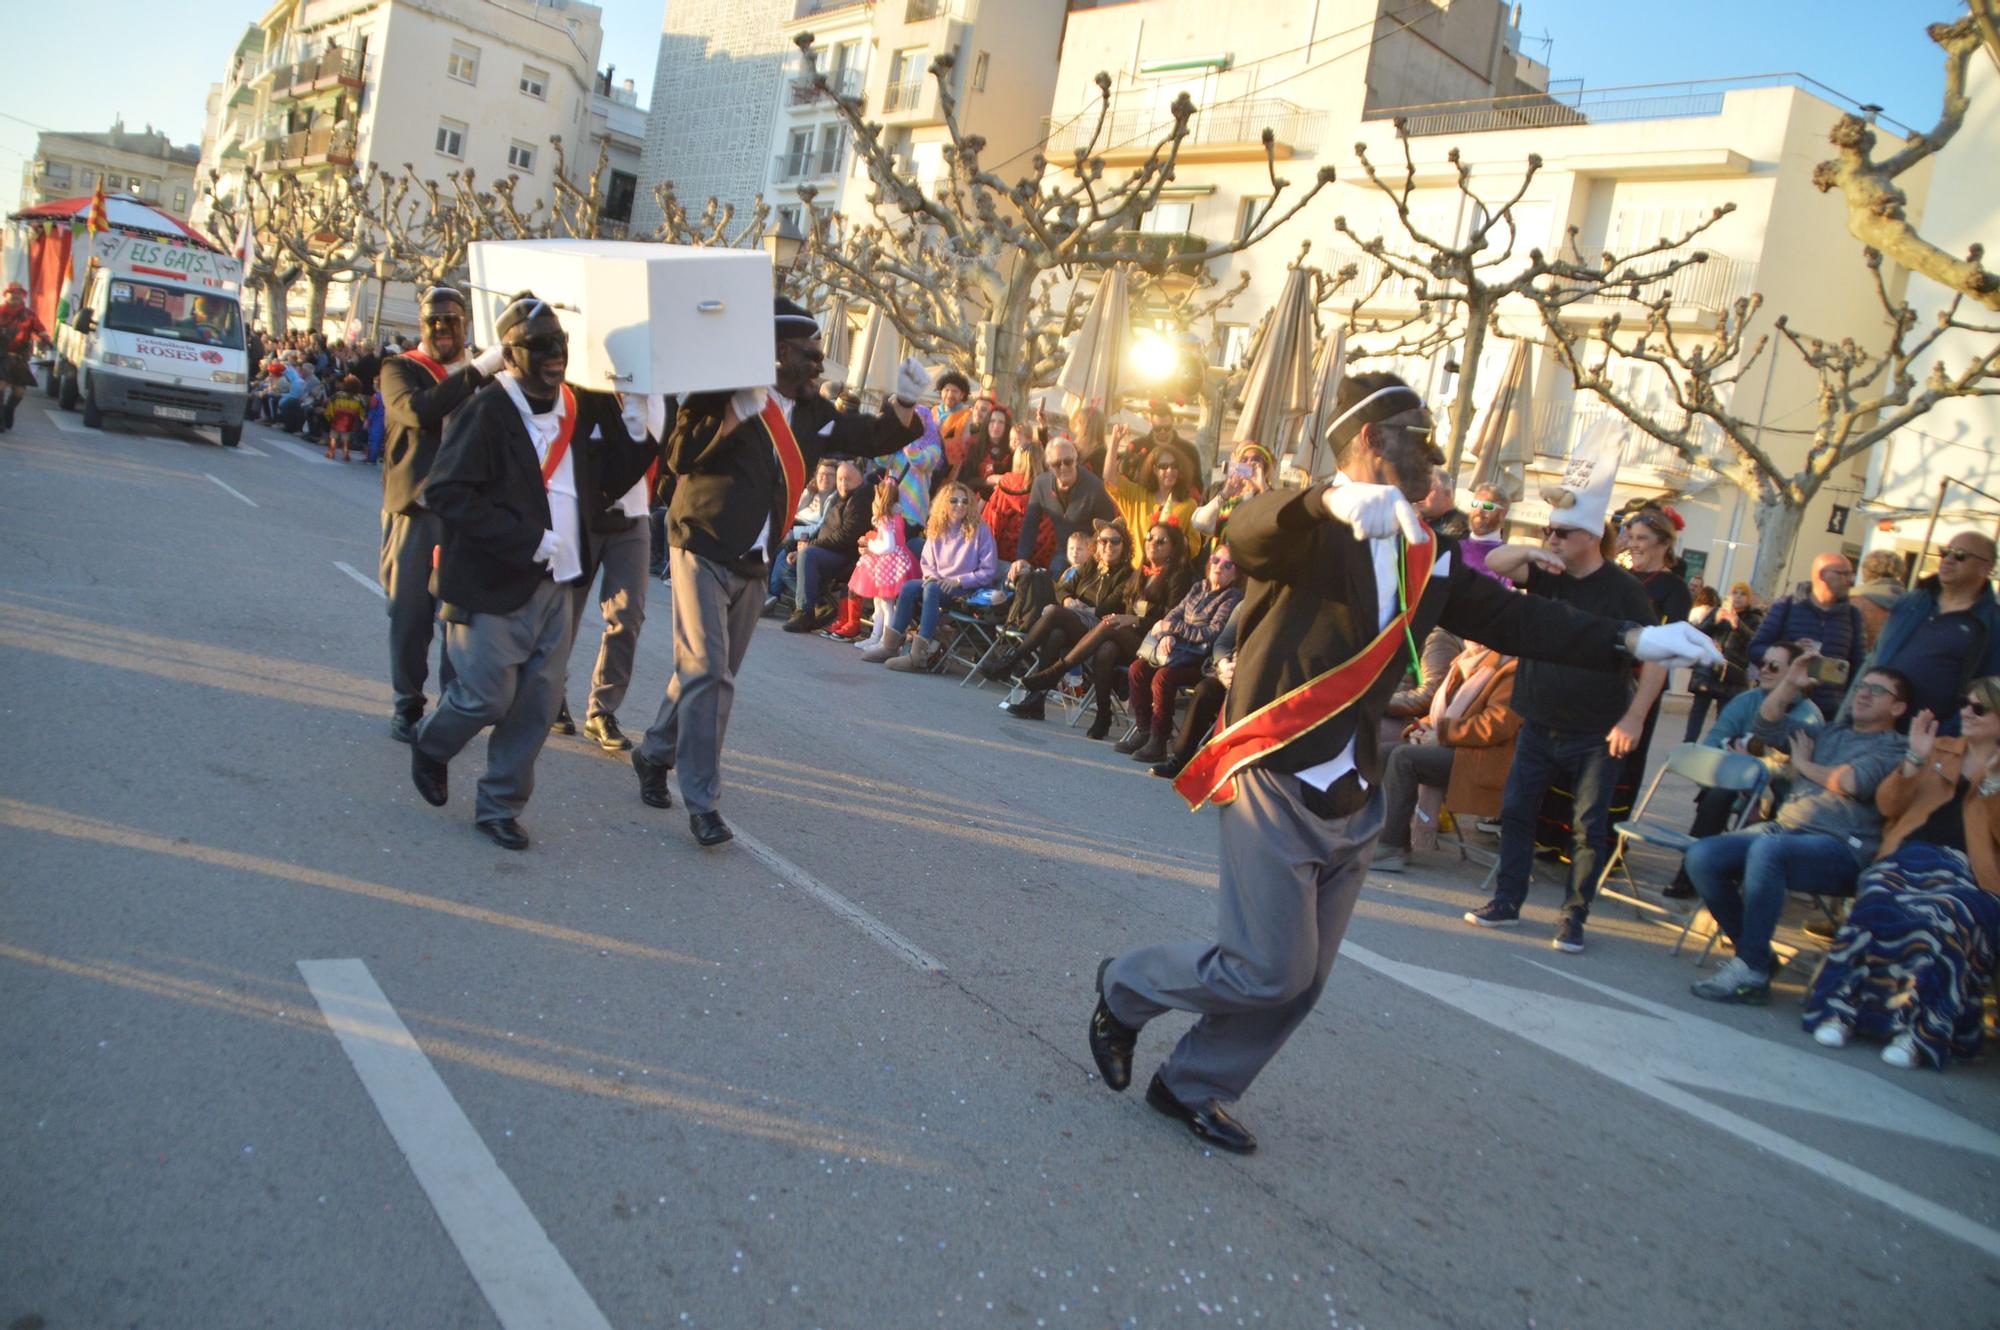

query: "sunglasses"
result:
(947, 497), (969, 507)
(1851, 682), (1896, 699)
(509, 333), (569, 358)
(1963, 698), (1994, 717)
(1758, 658), (1787, 672)
(1542, 525), (1586, 540)
(1469, 500), (1505, 512)
(1050, 458), (1078, 468)
(1096, 535), (1125, 546)
(1210, 558), (1235, 571)
(1940, 548), (1993, 565)
(422, 313), (464, 328)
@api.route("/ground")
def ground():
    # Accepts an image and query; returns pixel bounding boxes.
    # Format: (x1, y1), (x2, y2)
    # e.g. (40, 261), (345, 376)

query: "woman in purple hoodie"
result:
(875, 482), (1000, 672)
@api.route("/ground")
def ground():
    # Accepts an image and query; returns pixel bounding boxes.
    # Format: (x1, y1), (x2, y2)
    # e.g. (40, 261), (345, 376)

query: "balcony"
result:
(272, 50), (366, 100)
(882, 76), (929, 115)
(269, 126), (358, 170)
(787, 68), (865, 110)
(772, 140), (847, 184)
(1105, 230), (1209, 275)
(1042, 96), (1324, 166)
(1548, 251), (1756, 322)
(1523, 398), (1724, 484)
(1367, 73), (1907, 138)
(1317, 244), (1434, 312)
(903, 0), (975, 19)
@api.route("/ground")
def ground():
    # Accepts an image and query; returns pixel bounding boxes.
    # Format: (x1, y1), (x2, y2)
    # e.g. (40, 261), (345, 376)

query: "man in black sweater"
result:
(1085, 374), (1720, 1154)
(782, 459), (871, 632)
(407, 293), (657, 851)
(376, 286), (504, 742)
(630, 298), (925, 846)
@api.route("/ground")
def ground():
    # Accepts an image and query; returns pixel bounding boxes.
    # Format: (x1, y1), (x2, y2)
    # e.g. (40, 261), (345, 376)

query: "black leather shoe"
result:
(690, 809), (733, 847)
(550, 701), (576, 736)
(1145, 1074), (1257, 1154)
(632, 751), (673, 809)
(1088, 957), (1138, 1092)
(411, 745), (448, 807)
(388, 713), (418, 744)
(1085, 711), (1113, 741)
(1147, 755), (1188, 780)
(476, 817), (530, 851)
(1004, 692), (1046, 721)
(583, 712), (631, 751)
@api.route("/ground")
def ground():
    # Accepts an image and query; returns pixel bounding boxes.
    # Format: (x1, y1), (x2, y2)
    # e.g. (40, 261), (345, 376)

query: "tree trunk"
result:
(1444, 306), (1489, 479)
(987, 270), (1040, 408)
(306, 274), (332, 337)
(261, 276), (290, 337)
(1747, 498), (1807, 601)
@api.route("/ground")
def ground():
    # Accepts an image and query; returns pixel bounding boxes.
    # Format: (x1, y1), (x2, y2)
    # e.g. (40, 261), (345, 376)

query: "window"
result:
(45, 161), (71, 187)
(79, 168), (94, 189)
(1235, 195), (1271, 243)
(507, 140), (536, 173)
(173, 188), (188, 213)
(1140, 200), (1194, 234)
(971, 51), (989, 92)
(886, 47), (926, 110)
(519, 65), (548, 99)
(435, 118), (466, 159)
(103, 277), (244, 349)
(603, 169), (636, 224)
(447, 42), (479, 84)
(1219, 324), (1252, 370)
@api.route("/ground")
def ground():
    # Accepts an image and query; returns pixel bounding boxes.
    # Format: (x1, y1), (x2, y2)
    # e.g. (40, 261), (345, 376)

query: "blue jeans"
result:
(767, 551), (796, 600)
(891, 579), (952, 638)
(1683, 828), (1862, 972)
(1494, 723), (1621, 920)
(796, 545), (853, 610)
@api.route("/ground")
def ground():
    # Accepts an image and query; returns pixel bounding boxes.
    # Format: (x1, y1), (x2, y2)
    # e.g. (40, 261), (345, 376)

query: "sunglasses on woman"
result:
(1963, 697), (1994, 717)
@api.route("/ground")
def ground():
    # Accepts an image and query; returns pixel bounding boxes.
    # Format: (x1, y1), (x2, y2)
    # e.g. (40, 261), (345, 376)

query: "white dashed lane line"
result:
(204, 474), (259, 508)
(334, 561), (386, 598)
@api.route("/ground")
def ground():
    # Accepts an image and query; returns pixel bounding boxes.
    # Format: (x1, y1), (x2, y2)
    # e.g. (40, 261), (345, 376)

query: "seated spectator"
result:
(1106, 427), (1200, 565)
(1118, 543), (1243, 764)
(1011, 520), (1194, 739)
(1011, 434), (1117, 576)
(782, 461), (870, 634)
(767, 458), (845, 612)
(982, 434), (1054, 571)
(275, 357), (310, 431)
(1190, 443), (1273, 541)
(1148, 601), (1243, 780)
(997, 520), (1137, 714)
(1385, 625), (1465, 723)
(1805, 680), (2000, 1069)
(1852, 548), (1907, 652)
(1372, 644), (1523, 873)
(851, 478), (919, 656)
(875, 482), (1000, 673)
(1684, 661), (1912, 1004)
(1684, 581), (1764, 742)
(1849, 532), (2000, 738)
(1745, 553), (1864, 717)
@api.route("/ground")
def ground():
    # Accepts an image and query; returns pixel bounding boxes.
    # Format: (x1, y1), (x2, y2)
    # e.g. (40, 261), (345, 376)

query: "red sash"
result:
(539, 385), (578, 486)
(757, 395), (808, 533)
(398, 349), (449, 383)
(1174, 534), (1436, 812)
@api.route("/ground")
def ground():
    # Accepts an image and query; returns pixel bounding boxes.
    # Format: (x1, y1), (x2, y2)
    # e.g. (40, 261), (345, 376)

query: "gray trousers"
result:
(637, 546), (763, 815)
(380, 508), (456, 719)
(1377, 740), (1457, 852)
(1104, 767), (1385, 1107)
(414, 577), (577, 824)
(563, 520), (651, 720)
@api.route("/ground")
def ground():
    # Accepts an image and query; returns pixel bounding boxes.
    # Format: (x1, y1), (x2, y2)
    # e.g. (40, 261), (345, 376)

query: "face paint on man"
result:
(420, 295), (467, 362)
(505, 310), (569, 399)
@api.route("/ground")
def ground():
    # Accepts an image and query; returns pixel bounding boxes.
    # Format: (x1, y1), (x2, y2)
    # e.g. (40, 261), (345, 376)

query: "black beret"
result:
(774, 296), (819, 342)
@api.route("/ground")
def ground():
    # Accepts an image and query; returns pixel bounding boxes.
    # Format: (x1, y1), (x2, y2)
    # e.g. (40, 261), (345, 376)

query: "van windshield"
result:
(103, 279), (244, 350)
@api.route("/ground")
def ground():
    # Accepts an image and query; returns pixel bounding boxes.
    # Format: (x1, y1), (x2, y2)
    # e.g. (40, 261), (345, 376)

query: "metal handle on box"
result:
(696, 301), (724, 313)
(604, 371), (633, 383)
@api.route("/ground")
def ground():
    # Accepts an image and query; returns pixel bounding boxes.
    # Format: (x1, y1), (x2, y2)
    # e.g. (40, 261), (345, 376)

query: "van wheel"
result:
(219, 422), (242, 448)
(58, 365), (79, 411)
(80, 376), (103, 428)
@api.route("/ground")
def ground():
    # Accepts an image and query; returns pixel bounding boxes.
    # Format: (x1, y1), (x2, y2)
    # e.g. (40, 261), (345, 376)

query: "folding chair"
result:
(938, 591), (1011, 685)
(1592, 741), (1767, 921)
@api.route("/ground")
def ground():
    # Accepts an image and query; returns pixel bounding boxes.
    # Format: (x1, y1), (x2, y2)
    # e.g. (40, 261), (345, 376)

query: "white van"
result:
(52, 234), (250, 447)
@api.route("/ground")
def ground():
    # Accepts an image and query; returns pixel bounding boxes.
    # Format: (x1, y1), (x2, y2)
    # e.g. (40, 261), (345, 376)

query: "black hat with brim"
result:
(775, 297), (819, 342)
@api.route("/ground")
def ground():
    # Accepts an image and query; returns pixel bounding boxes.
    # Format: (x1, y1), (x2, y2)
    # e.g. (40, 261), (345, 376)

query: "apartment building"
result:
(20, 122), (201, 217)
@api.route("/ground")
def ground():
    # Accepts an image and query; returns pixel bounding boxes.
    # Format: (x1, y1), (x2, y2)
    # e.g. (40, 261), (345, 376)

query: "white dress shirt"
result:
(500, 372), (582, 583)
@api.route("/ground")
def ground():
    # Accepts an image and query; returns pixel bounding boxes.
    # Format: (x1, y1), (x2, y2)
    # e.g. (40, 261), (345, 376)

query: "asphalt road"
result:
(3, 399), (1997, 1330)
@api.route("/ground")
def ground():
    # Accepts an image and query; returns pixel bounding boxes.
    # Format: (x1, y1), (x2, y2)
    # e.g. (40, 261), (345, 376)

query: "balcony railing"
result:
(772, 141), (847, 183)
(1316, 244), (1433, 310)
(1524, 398), (1723, 482)
(788, 68), (865, 107)
(904, 0), (976, 20)
(882, 77), (927, 113)
(269, 126), (358, 169)
(1552, 251), (1756, 317)
(1367, 73), (1920, 138)
(1042, 97), (1324, 158)
(1105, 230), (1210, 273)
(272, 50), (366, 99)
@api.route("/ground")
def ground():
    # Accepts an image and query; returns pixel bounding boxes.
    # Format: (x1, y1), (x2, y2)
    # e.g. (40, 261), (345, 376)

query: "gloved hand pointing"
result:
(1630, 621), (1725, 669)
(1323, 480), (1429, 545)
(893, 356), (929, 407)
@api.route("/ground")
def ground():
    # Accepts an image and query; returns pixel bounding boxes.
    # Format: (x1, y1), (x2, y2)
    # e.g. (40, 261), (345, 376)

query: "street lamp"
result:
(762, 216), (805, 274)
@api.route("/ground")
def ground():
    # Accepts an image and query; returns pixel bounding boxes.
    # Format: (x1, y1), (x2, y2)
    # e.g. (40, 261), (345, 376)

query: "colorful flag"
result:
(235, 211), (257, 269)
(86, 182), (108, 236)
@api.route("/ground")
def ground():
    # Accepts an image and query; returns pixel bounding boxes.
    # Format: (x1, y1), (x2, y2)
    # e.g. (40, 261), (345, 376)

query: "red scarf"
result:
(1175, 534), (1435, 811)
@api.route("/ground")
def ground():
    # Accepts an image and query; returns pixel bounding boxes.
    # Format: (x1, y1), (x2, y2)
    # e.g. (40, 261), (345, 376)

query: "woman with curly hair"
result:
(869, 481), (1000, 672)
(1011, 520), (1194, 739)
(1805, 679), (2000, 1069)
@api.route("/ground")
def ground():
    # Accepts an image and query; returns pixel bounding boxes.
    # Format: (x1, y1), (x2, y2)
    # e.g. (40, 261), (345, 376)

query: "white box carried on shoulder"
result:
(467, 239), (774, 395)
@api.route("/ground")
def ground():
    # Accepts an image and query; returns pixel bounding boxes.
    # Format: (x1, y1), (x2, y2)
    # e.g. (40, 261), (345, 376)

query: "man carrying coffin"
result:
(1083, 373), (1723, 1154)
(408, 293), (658, 851)
(632, 297), (926, 847)
(378, 286), (505, 742)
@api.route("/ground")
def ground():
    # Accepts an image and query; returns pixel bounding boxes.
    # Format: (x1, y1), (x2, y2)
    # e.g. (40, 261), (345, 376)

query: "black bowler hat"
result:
(774, 296), (819, 342)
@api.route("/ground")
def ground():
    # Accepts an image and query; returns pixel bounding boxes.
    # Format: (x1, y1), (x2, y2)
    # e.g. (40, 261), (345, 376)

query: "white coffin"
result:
(466, 239), (774, 395)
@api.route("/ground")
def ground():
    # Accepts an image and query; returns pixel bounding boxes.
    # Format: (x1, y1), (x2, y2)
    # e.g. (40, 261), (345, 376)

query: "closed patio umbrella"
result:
(1056, 263), (1131, 418)
(1232, 265), (1317, 461)
(1289, 324), (1347, 482)
(845, 303), (904, 405)
(1468, 338), (1531, 495)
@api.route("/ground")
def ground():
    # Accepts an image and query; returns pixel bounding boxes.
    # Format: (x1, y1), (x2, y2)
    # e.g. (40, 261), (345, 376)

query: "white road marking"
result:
(262, 432), (335, 465)
(298, 959), (614, 1330)
(334, 560), (386, 599)
(1342, 942), (2000, 1260)
(735, 829), (946, 974)
(234, 441), (269, 457)
(204, 474), (259, 507)
(42, 410), (101, 436)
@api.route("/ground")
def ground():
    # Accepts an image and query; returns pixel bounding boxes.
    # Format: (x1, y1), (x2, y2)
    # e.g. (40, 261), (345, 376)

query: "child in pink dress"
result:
(848, 477), (918, 652)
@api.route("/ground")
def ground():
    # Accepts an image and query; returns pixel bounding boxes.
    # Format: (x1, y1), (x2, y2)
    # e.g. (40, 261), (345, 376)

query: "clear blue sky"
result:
(0, 0), (1961, 216)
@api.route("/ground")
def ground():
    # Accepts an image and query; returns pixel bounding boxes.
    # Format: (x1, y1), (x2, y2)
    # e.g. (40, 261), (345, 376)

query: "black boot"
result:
(1085, 707), (1113, 741)
(1019, 662), (1066, 694)
(1003, 691), (1047, 721)
(979, 647), (1026, 680)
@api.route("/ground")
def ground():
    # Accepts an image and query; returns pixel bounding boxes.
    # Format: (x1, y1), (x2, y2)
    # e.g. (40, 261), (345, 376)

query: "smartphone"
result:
(1227, 463), (1252, 480)
(1805, 656), (1851, 687)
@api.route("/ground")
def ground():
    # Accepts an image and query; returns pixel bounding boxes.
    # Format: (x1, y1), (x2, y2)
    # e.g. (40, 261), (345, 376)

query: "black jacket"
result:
(1222, 484), (1630, 790)
(667, 391), (921, 567)
(425, 383), (656, 616)
(380, 353), (488, 516)
(808, 487), (872, 555)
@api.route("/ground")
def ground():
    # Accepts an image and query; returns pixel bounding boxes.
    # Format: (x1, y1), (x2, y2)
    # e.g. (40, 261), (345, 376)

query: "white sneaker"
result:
(1881, 1033), (1921, 1069)
(1812, 1018), (1851, 1048)
(1371, 850), (1409, 874)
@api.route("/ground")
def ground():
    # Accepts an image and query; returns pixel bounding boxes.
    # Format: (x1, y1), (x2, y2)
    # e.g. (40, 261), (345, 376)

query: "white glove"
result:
(533, 530), (559, 567)
(893, 356), (929, 406)
(617, 392), (666, 442)
(472, 344), (506, 376)
(1323, 477), (1428, 545)
(729, 387), (765, 422)
(1632, 621), (1725, 669)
